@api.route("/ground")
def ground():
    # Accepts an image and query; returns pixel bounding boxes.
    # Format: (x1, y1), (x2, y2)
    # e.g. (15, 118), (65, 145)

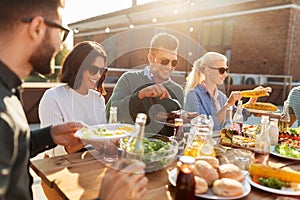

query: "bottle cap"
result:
(174, 118), (183, 126)
(110, 106), (117, 112)
(179, 156), (195, 164)
(135, 113), (147, 124)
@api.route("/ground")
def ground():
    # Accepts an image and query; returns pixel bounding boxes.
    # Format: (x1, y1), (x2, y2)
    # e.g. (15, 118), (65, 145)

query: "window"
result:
(199, 19), (234, 50)
(211, 20), (223, 46)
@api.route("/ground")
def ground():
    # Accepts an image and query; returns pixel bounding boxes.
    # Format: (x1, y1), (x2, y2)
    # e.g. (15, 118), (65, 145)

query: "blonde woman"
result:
(184, 52), (269, 130)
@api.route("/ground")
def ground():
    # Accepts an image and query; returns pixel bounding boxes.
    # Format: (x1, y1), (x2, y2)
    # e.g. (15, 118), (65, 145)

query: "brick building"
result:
(69, 0), (300, 82)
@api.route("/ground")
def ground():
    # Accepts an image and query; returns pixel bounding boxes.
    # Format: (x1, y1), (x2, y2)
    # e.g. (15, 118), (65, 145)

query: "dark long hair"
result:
(60, 41), (107, 95)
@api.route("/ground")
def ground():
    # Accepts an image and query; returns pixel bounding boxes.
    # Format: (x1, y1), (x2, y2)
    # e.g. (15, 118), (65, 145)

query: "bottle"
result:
(223, 106), (234, 129)
(254, 115), (270, 165)
(108, 106), (118, 124)
(233, 100), (244, 135)
(174, 118), (184, 138)
(269, 118), (279, 145)
(175, 156), (196, 200)
(132, 113), (147, 159)
(173, 118), (185, 157)
(221, 106), (238, 141)
(279, 101), (290, 133)
(123, 113), (147, 161)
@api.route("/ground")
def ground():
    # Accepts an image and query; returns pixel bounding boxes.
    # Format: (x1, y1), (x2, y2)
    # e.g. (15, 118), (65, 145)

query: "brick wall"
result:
(231, 9), (289, 75)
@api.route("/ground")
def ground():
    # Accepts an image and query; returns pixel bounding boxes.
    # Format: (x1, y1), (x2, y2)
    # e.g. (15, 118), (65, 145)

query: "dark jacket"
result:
(0, 61), (56, 199)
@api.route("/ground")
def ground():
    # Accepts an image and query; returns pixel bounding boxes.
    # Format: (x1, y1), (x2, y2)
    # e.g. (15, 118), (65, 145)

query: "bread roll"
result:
(195, 156), (219, 168)
(218, 164), (244, 182)
(194, 160), (219, 186)
(194, 176), (208, 194)
(212, 178), (244, 197)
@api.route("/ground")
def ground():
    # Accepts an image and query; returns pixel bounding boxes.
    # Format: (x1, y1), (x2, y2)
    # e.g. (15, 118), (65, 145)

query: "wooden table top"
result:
(30, 150), (300, 200)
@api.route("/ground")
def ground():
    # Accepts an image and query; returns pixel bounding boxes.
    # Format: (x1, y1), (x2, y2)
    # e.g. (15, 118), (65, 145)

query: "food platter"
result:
(74, 124), (135, 142)
(246, 108), (279, 114)
(247, 176), (300, 196)
(270, 145), (300, 161)
(168, 168), (251, 199)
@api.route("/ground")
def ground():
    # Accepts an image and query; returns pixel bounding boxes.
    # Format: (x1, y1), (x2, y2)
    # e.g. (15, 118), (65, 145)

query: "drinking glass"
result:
(103, 139), (119, 163)
(233, 149), (252, 170)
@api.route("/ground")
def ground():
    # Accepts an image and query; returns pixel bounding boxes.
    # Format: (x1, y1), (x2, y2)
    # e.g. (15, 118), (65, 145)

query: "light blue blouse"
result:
(184, 84), (250, 130)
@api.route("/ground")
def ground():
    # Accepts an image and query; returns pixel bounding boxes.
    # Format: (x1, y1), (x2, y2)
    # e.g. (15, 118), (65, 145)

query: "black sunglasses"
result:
(21, 17), (70, 42)
(160, 58), (178, 67)
(88, 65), (108, 76)
(208, 66), (228, 75)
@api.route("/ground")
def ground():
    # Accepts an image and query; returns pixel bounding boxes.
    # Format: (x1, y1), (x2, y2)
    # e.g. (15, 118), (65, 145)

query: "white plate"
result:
(74, 124), (135, 142)
(247, 175), (300, 196)
(246, 108), (279, 114)
(168, 168), (251, 199)
(270, 145), (300, 161)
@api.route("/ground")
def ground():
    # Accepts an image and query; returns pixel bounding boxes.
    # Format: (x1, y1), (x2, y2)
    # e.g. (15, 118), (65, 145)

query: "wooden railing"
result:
(225, 73), (295, 105)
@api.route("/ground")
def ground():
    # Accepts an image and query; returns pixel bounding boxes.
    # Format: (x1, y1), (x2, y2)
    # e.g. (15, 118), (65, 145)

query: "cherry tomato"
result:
(252, 175), (260, 184)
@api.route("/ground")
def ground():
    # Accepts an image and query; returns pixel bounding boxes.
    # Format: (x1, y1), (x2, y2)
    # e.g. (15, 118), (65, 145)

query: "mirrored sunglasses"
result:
(208, 66), (228, 75)
(88, 65), (107, 75)
(160, 58), (178, 67)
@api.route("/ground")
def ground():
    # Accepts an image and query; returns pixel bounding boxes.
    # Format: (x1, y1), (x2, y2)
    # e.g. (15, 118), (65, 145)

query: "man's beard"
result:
(29, 30), (56, 75)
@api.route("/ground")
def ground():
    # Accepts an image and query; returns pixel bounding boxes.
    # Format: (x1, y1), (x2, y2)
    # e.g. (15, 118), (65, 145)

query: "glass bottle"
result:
(173, 118), (185, 157)
(279, 101), (290, 133)
(108, 106), (118, 124)
(133, 113), (147, 154)
(175, 156), (196, 200)
(123, 113), (147, 161)
(254, 115), (270, 165)
(233, 100), (244, 135)
(269, 118), (279, 145)
(223, 106), (234, 129)
(221, 106), (237, 141)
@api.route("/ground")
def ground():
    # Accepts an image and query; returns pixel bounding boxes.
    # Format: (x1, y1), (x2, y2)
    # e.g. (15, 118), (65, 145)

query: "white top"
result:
(39, 84), (106, 156)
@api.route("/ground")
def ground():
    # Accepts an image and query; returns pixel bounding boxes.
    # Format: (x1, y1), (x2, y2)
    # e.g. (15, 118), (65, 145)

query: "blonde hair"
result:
(184, 52), (227, 96)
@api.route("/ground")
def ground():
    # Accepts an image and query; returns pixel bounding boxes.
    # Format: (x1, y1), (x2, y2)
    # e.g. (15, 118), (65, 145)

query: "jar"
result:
(184, 115), (215, 157)
(175, 156), (196, 200)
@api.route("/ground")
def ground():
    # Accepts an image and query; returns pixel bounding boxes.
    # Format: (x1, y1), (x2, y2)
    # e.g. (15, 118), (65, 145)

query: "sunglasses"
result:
(159, 58), (178, 67)
(88, 65), (108, 76)
(208, 66), (228, 75)
(21, 17), (70, 42)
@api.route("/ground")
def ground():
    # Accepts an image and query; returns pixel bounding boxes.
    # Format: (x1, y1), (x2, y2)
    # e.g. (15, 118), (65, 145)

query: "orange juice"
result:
(184, 140), (215, 157)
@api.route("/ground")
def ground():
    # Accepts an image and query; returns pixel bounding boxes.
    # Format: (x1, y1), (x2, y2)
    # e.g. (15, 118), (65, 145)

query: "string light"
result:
(105, 27), (110, 33)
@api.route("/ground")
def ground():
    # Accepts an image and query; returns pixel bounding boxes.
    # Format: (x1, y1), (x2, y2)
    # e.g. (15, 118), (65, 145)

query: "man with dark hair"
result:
(0, 1), (147, 199)
(0, 1), (83, 199)
(106, 32), (184, 136)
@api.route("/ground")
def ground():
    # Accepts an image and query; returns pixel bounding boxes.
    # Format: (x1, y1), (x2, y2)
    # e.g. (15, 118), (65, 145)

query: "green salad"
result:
(274, 143), (300, 158)
(120, 137), (176, 171)
(121, 137), (171, 153)
(258, 177), (288, 189)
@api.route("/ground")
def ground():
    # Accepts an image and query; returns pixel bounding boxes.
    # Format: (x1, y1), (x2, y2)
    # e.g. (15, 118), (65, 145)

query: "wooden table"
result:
(30, 150), (300, 200)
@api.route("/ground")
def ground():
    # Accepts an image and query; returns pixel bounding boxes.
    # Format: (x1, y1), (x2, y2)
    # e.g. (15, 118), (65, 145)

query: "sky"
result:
(63, 0), (157, 48)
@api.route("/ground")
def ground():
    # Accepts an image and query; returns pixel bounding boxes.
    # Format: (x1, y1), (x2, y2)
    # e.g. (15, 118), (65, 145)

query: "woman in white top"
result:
(39, 41), (108, 155)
